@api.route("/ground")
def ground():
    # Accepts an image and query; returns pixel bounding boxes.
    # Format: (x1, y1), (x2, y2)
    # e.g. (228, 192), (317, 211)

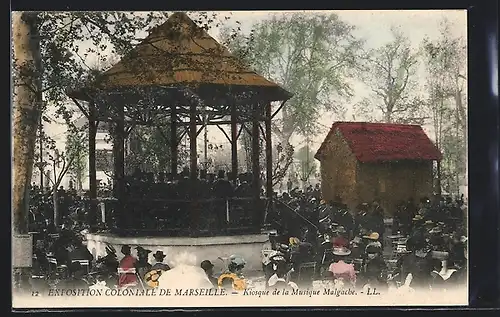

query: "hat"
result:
(429, 227), (442, 234)
(289, 237), (300, 246)
(268, 230), (278, 237)
(365, 242), (382, 254)
(121, 245), (131, 254)
(229, 255), (246, 267)
(136, 246), (152, 255)
(277, 244), (290, 252)
(333, 226), (346, 233)
(332, 247), (351, 256)
(200, 260), (214, 271)
(362, 232), (380, 240)
(153, 250), (166, 260)
(412, 214), (424, 221)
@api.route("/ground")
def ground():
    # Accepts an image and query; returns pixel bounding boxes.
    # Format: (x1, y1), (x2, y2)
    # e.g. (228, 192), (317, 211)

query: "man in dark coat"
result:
(366, 199), (385, 245)
(177, 167), (191, 199)
(393, 201), (412, 235)
(136, 247), (152, 280)
(96, 244), (119, 273)
(151, 251), (170, 271)
(212, 170), (234, 230)
(198, 169), (211, 199)
(396, 234), (434, 290)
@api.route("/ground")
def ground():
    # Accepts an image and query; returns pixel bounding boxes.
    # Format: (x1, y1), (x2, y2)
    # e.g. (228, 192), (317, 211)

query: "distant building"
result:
(314, 122), (442, 215)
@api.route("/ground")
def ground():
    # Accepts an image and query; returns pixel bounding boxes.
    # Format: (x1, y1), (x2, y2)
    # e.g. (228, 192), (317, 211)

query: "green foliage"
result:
(126, 121), (186, 175)
(65, 124), (88, 190)
(222, 13), (363, 139)
(272, 142), (295, 186)
(295, 144), (315, 162)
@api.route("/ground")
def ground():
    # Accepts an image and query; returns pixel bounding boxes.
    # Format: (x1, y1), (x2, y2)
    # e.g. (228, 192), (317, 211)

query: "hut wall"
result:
(411, 160), (434, 202)
(356, 160), (434, 215)
(318, 130), (358, 207)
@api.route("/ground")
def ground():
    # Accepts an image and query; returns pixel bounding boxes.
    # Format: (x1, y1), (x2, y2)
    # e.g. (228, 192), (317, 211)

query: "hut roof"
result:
(314, 122), (442, 163)
(68, 12), (290, 101)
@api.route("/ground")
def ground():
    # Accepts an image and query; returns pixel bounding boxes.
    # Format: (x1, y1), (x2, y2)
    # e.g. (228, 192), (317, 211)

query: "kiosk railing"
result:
(98, 197), (267, 237)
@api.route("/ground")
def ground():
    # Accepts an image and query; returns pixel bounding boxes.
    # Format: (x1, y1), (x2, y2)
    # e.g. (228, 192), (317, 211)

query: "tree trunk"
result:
(77, 172), (83, 192)
(384, 111), (393, 123)
(88, 119), (98, 230)
(12, 12), (42, 235)
(203, 113), (208, 167)
(436, 160), (442, 196)
(53, 190), (59, 227)
(454, 90), (467, 134)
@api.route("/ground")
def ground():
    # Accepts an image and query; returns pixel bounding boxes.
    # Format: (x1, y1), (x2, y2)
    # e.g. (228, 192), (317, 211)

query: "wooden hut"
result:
(314, 122), (442, 215)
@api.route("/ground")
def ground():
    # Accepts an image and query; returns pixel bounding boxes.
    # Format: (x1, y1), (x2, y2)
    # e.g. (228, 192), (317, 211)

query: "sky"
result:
(44, 10), (467, 154)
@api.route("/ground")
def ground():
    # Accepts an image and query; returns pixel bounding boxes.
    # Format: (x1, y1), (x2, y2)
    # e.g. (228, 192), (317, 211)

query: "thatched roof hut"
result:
(68, 12), (290, 103)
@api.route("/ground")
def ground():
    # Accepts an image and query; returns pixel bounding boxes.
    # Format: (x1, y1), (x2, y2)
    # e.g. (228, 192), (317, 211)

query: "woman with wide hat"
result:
(327, 247), (356, 287)
(218, 255), (247, 291)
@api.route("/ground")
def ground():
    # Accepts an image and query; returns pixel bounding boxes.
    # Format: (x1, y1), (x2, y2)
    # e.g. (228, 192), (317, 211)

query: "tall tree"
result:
(222, 12), (362, 141)
(13, 12), (43, 234)
(295, 142), (317, 188)
(12, 11), (163, 234)
(356, 28), (425, 124)
(422, 19), (467, 196)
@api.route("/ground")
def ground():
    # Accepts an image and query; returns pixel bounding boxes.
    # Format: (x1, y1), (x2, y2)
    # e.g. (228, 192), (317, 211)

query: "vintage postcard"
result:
(12, 10), (468, 308)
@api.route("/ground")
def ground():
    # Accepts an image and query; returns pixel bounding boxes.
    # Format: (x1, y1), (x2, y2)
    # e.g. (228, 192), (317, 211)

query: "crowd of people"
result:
(264, 190), (468, 292)
(28, 183), (92, 234)
(28, 166), (261, 234)
(26, 169), (468, 294)
(30, 228), (250, 292)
